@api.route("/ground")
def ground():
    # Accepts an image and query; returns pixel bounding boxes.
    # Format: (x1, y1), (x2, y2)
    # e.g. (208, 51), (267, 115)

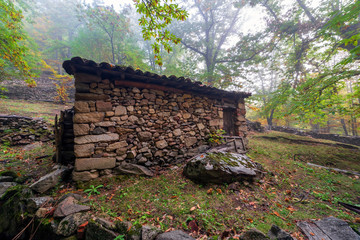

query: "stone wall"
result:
(71, 73), (247, 180)
(1, 75), (75, 102)
(271, 126), (360, 146)
(0, 115), (54, 145)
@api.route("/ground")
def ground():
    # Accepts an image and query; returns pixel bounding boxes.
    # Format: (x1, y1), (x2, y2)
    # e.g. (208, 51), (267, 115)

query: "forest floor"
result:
(1, 100), (360, 239)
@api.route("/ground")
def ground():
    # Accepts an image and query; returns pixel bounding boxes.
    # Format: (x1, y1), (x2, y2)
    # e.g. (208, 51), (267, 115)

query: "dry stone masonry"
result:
(0, 115), (54, 146)
(61, 57), (251, 181)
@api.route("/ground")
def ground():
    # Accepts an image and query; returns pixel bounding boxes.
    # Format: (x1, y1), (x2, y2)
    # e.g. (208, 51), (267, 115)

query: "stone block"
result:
(74, 124), (90, 136)
(74, 133), (119, 144)
(75, 158), (116, 171)
(74, 144), (94, 157)
(74, 101), (90, 113)
(72, 171), (99, 181)
(96, 101), (112, 112)
(74, 112), (104, 123)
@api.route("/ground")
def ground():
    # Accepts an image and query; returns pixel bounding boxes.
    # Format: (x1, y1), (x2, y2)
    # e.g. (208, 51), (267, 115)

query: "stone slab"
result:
(75, 158), (116, 171)
(74, 133), (119, 144)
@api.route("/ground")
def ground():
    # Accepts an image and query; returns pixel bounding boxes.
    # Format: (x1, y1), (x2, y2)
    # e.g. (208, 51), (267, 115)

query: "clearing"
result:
(0, 100), (360, 239)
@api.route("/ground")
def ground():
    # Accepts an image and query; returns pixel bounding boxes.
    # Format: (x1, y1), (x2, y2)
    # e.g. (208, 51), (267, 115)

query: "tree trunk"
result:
(267, 108), (275, 129)
(340, 119), (348, 136)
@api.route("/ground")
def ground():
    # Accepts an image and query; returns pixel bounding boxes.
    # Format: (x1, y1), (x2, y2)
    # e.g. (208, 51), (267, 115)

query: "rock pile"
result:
(0, 115), (54, 146)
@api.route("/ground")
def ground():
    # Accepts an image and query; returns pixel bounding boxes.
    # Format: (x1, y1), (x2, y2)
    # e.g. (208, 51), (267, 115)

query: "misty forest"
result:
(1, 0), (359, 133)
(1, 0), (360, 240)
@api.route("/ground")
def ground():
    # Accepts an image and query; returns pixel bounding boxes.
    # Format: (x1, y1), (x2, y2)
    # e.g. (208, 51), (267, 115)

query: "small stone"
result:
(156, 140), (168, 149)
(128, 115), (139, 122)
(115, 105), (127, 116)
(95, 121), (115, 127)
(114, 162), (153, 177)
(197, 123), (205, 130)
(105, 111), (115, 117)
(132, 87), (140, 93)
(183, 113), (191, 119)
(92, 127), (106, 135)
(106, 141), (128, 151)
(173, 129), (181, 137)
(138, 132), (152, 142)
(185, 137), (197, 147)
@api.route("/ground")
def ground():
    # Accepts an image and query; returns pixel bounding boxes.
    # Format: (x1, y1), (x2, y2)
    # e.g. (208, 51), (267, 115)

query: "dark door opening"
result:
(223, 108), (236, 136)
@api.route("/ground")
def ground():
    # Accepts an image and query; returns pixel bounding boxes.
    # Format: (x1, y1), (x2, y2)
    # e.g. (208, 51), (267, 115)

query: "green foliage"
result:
(84, 184), (103, 197)
(0, 0), (39, 84)
(208, 129), (226, 146)
(134, 0), (188, 66)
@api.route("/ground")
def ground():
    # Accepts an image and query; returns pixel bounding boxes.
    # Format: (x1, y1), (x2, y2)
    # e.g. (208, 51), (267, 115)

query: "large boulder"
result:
(183, 151), (263, 184)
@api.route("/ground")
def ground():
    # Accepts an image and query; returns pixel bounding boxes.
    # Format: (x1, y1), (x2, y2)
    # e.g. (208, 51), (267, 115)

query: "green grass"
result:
(0, 98), (359, 238)
(0, 99), (70, 124)
(51, 131), (360, 239)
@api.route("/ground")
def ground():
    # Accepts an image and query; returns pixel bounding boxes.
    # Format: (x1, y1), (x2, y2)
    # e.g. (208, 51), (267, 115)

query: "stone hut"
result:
(59, 57), (251, 181)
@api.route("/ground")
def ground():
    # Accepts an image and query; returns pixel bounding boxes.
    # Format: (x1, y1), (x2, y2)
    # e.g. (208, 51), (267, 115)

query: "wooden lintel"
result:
(114, 80), (186, 94)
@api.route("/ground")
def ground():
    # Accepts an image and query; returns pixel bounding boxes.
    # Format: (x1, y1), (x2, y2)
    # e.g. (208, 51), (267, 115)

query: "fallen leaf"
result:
(273, 211), (281, 217)
(190, 206), (196, 212)
(287, 206), (296, 212)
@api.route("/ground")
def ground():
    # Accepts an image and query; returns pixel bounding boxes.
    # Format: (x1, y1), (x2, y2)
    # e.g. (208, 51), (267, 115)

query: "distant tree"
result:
(0, 0), (39, 85)
(134, 0), (188, 66)
(172, 0), (270, 87)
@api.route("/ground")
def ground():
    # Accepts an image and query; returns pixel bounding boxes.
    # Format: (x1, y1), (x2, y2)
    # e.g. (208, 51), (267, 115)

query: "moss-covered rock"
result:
(183, 151), (263, 184)
(0, 185), (33, 239)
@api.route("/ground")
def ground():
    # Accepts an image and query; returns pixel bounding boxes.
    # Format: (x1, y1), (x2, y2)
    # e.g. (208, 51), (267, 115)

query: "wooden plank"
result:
(297, 221), (331, 240)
